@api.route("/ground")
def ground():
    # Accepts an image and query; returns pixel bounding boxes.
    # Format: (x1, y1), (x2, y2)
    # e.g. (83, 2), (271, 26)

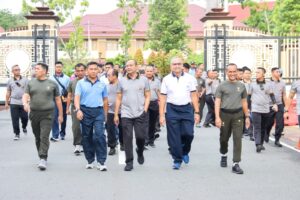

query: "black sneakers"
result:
(124, 163), (133, 171)
(220, 156), (227, 167)
(256, 145), (263, 153)
(275, 141), (283, 147)
(108, 148), (116, 155)
(232, 163), (244, 174)
(136, 149), (144, 165)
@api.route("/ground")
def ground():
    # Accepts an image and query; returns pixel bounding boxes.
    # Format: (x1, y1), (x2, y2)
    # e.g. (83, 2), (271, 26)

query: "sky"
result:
(0, 0), (121, 14)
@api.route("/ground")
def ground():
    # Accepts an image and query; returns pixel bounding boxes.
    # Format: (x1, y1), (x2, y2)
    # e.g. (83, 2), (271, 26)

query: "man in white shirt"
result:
(159, 57), (200, 170)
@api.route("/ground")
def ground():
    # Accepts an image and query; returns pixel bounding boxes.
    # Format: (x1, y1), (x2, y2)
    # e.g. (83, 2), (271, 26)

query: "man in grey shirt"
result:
(5, 65), (29, 140)
(145, 66), (160, 147)
(106, 68), (124, 156)
(114, 59), (150, 171)
(265, 67), (288, 147)
(249, 67), (278, 153)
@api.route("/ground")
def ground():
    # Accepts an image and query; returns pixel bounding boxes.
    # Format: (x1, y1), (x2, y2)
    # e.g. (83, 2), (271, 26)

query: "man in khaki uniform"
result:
(215, 63), (250, 175)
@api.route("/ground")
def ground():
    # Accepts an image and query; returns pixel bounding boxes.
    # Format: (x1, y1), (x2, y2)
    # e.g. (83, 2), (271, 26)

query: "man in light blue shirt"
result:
(74, 61), (108, 171)
(50, 61), (70, 141)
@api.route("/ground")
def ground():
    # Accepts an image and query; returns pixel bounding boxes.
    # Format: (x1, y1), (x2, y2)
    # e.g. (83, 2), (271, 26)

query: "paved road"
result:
(0, 109), (300, 200)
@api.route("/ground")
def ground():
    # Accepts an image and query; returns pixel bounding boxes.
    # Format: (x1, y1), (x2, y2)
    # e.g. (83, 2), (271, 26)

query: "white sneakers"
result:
(86, 163), (94, 169)
(74, 145), (81, 154)
(86, 162), (107, 171)
(96, 163), (107, 171)
(13, 135), (20, 141)
(38, 159), (47, 170)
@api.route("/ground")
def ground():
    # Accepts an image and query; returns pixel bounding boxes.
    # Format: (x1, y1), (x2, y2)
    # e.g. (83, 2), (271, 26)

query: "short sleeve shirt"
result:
(269, 79), (286, 105)
(107, 82), (119, 114)
(67, 79), (79, 105)
(7, 76), (29, 105)
(117, 74), (150, 118)
(249, 80), (273, 113)
(75, 78), (108, 108)
(215, 81), (247, 110)
(25, 78), (60, 111)
(291, 80), (300, 115)
(149, 78), (161, 101)
(161, 72), (197, 105)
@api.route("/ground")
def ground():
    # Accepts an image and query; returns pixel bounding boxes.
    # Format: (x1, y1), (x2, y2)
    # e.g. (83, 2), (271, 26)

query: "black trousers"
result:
(265, 104), (284, 141)
(10, 104), (28, 135)
(252, 112), (269, 145)
(122, 112), (147, 164)
(106, 113), (123, 148)
(147, 108), (159, 144)
(199, 95), (206, 122)
(204, 94), (215, 125)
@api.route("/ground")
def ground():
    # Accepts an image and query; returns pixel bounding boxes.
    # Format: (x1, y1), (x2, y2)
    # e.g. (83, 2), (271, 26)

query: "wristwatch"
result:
(194, 112), (200, 114)
(74, 108), (81, 113)
(284, 108), (288, 113)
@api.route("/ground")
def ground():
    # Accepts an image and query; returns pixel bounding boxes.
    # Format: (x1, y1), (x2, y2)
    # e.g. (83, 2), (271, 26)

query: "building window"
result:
(106, 40), (119, 51)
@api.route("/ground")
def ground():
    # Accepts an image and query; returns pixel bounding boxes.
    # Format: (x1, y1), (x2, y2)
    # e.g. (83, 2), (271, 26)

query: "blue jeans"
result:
(80, 105), (107, 164)
(51, 102), (67, 139)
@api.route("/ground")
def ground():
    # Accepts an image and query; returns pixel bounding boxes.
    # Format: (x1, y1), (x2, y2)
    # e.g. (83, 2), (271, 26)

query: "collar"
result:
(84, 77), (99, 85)
(256, 79), (266, 84)
(270, 78), (280, 83)
(171, 71), (184, 78)
(55, 73), (64, 78)
(126, 72), (140, 80)
(13, 75), (22, 81)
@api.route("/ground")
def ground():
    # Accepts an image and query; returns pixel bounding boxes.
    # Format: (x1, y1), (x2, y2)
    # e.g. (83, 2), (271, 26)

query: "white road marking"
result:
(269, 137), (300, 153)
(118, 145), (126, 165)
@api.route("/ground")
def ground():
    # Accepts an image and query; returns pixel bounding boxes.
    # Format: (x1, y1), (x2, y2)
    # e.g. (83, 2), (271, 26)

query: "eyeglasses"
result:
(13, 69), (20, 71)
(172, 63), (183, 66)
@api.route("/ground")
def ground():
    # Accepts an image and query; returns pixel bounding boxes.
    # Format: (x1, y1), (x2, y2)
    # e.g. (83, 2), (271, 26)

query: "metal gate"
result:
(0, 25), (57, 102)
(204, 25), (300, 83)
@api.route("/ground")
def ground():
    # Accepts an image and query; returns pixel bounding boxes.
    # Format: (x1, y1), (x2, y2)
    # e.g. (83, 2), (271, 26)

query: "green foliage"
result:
(147, 0), (189, 53)
(118, 0), (144, 57)
(0, 9), (27, 30)
(147, 51), (157, 65)
(106, 54), (132, 67)
(272, 0), (300, 34)
(134, 48), (144, 65)
(187, 52), (204, 65)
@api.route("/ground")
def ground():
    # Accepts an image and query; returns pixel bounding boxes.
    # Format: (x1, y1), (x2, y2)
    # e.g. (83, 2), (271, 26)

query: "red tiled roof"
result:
(0, 26), (5, 33)
(59, 3), (275, 39)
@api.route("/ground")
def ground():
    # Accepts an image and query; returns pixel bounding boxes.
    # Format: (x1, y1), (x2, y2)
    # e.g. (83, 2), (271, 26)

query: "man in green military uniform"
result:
(23, 63), (63, 171)
(215, 63), (250, 175)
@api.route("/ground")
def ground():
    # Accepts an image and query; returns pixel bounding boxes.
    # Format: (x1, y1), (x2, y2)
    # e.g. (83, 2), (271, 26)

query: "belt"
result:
(221, 108), (242, 114)
(81, 105), (103, 109)
(167, 103), (190, 107)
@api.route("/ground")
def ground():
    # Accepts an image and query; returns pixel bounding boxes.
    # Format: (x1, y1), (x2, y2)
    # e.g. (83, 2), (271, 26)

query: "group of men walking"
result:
(4, 57), (300, 174)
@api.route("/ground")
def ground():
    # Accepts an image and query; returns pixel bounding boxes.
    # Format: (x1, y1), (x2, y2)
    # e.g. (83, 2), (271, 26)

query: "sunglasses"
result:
(259, 84), (264, 91)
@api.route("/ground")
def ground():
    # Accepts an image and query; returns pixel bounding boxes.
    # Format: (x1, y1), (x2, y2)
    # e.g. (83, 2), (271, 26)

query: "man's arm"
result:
(242, 98), (250, 129)
(285, 91), (296, 111)
(191, 91), (200, 124)
(22, 93), (30, 112)
(66, 92), (72, 115)
(144, 90), (150, 112)
(114, 93), (122, 125)
(159, 94), (167, 126)
(5, 90), (11, 110)
(214, 97), (222, 128)
(55, 96), (63, 124)
(103, 97), (108, 122)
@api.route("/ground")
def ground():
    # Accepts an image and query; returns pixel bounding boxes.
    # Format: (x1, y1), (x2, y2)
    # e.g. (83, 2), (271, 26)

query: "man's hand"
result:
(272, 104), (278, 112)
(58, 115), (63, 124)
(215, 117), (222, 128)
(194, 114), (200, 125)
(5, 103), (9, 110)
(245, 117), (250, 129)
(159, 115), (166, 126)
(23, 104), (30, 113)
(284, 112), (289, 120)
(114, 115), (119, 126)
(76, 110), (83, 121)
(66, 109), (71, 115)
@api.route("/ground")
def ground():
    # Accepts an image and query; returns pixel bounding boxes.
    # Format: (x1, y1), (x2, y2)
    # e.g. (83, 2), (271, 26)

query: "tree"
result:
(187, 52), (204, 65)
(0, 9), (27, 31)
(117, 0), (144, 57)
(134, 48), (144, 65)
(272, 0), (300, 34)
(147, 51), (156, 65)
(147, 0), (189, 53)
